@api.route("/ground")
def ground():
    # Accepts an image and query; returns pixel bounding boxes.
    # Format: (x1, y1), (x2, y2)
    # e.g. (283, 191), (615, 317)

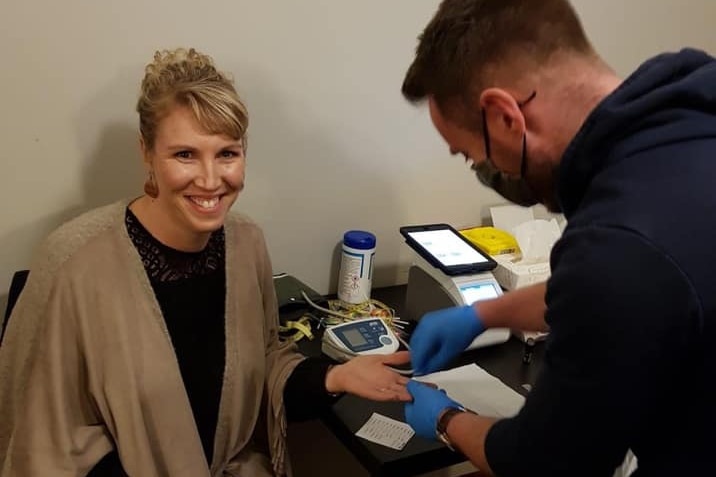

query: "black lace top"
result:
(125, 209), (225, 282)
(126, 208), (226, 463)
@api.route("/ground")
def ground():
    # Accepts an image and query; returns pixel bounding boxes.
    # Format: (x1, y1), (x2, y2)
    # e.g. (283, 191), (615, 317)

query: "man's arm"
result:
(477, 281), (547, 332)
(433, 282), (545, 474)
(481, 228), (701, 477)
(445, 412), (498, 476)
(408, 281), (548, 374)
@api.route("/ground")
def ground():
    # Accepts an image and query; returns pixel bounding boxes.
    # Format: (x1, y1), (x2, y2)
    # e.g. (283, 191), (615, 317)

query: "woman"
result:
(0, 48), (410, 476)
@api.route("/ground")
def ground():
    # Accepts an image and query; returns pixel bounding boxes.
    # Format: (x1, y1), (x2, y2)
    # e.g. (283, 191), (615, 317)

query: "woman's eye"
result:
(175, 151), (192, 159)
(219, 150), (241, 159)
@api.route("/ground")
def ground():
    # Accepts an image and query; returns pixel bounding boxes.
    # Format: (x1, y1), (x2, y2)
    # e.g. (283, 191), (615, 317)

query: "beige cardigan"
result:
(0, 201), (304, 476)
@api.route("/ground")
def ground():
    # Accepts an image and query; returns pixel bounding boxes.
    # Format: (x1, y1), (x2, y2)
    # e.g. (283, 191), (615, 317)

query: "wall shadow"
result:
(81, 123), (143, 207)
(0, 69), (141, 308)
(76, 67), (144, 208)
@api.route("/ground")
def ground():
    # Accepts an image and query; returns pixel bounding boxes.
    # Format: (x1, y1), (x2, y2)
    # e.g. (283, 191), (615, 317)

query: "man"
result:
(401, 1), (715, 476)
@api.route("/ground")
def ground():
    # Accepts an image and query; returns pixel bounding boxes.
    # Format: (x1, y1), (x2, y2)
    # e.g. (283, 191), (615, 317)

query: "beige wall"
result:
(1, 0), (715, 308)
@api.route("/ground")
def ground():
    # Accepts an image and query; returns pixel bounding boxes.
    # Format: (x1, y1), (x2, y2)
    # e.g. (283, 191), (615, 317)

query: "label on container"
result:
(337, 247), (374, 304)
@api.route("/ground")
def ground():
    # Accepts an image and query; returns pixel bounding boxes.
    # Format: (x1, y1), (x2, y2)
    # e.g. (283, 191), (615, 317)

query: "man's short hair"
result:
(402, 0), (594, 118)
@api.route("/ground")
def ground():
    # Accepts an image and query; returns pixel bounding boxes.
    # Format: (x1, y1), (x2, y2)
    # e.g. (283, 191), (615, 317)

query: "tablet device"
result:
(400, 223), (497, 276)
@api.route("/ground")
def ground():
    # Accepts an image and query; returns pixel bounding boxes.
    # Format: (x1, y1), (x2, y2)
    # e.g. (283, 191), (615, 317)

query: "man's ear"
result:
(479, 88), (526, 137)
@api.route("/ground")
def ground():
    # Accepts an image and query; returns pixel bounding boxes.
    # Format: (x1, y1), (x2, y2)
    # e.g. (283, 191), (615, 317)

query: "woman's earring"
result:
(144, 170), (159, 198)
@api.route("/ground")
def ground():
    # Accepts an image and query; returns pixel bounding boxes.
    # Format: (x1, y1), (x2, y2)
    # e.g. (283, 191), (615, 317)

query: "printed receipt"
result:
(355, 413), (415, 450)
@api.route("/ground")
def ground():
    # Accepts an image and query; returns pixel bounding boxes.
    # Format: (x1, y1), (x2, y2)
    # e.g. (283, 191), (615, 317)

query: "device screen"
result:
(342, 328), (367, 348)
(407, 229), (488, 267)
(459, 282), (499, 305)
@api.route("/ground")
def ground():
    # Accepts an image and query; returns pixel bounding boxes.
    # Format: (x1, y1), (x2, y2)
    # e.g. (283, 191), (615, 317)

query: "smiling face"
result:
(138, 104), (245, 251)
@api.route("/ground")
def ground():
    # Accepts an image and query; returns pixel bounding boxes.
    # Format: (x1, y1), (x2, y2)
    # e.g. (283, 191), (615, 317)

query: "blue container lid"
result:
(343, 230), (376, 250)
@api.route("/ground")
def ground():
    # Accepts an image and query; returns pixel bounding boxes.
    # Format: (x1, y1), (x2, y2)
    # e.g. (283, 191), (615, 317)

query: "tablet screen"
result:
(406, 229), (489, 267)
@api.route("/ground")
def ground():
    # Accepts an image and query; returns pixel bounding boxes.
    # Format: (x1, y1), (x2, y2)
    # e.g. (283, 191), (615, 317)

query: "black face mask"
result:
(471, 134), (540, 207)
(476, 92), (541, 207)
(472, 159), (540, 207)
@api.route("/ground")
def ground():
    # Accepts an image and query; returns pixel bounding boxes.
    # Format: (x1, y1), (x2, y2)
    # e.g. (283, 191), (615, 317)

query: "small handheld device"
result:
(321, 318), (400, 362)
(400, 223), (497, 276)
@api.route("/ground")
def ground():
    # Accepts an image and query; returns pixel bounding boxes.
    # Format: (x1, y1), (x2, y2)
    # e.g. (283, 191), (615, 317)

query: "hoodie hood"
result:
(557, 48), (716, 217)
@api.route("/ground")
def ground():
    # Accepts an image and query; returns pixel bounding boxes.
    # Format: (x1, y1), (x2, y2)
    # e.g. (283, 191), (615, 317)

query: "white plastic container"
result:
(337, 230), (376, 304)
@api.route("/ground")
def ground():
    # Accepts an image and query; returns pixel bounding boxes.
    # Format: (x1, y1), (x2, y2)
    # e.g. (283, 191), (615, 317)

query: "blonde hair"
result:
(137, 48), (249, 150)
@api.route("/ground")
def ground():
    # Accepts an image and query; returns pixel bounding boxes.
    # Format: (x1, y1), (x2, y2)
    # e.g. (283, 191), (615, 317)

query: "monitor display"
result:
(459, 282), (499, 305)
(342, 328), (367, 347)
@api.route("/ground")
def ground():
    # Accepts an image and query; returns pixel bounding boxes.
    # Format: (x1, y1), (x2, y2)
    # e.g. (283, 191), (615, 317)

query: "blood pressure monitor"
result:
(321, 318), (400, 362)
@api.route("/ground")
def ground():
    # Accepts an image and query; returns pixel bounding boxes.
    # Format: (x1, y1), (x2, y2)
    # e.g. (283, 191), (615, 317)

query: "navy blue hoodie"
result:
(485, 49), (716, 477)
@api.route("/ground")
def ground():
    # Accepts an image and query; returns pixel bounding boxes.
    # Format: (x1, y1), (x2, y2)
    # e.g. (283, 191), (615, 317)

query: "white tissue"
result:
(490, 205), (563, 265)
(512, 219), (561, 264)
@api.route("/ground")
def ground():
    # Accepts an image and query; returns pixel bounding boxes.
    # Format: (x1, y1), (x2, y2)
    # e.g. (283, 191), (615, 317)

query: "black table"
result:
(290, 285), (545, 477)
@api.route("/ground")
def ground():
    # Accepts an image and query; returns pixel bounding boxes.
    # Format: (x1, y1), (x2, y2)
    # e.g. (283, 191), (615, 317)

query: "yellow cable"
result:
(279, 315), (314, 342)
(297, 291), (410, 342)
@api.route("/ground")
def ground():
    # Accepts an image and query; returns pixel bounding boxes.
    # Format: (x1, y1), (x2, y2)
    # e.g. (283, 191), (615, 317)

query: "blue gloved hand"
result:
(409, 305), (484, 375)
(405, 380), (464, 440)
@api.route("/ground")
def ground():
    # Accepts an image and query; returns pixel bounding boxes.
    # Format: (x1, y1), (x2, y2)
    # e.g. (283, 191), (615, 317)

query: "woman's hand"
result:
(325, 351), (412, 402)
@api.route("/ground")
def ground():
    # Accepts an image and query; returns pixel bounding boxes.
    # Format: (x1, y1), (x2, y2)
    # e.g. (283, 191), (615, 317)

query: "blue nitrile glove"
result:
(409, 305), (484, 375)
(405, 380), (464, 440)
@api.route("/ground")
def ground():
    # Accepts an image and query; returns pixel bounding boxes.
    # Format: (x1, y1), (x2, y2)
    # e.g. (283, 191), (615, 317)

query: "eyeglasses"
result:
(481, 90), (537, 177)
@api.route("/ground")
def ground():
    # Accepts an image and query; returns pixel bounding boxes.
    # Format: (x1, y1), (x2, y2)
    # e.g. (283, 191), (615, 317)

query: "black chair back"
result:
(1, 270), (29, 344)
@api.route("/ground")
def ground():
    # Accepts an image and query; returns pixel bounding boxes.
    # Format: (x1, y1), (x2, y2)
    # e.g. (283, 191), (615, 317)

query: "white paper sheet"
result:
(415, 364), (525, 418)
(355, 412), (415, 450)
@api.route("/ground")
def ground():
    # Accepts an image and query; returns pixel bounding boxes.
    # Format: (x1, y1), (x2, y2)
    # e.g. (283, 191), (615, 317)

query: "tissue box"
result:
(491, 253), (551, 290)
(489, 205), (562, 290)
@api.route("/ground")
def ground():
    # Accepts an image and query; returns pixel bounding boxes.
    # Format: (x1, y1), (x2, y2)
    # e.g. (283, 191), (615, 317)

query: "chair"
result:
(1, 270), (29, 344)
